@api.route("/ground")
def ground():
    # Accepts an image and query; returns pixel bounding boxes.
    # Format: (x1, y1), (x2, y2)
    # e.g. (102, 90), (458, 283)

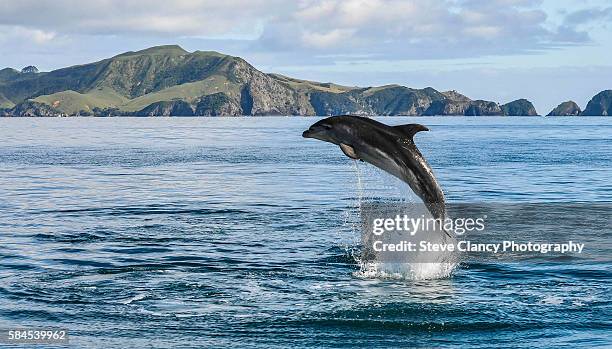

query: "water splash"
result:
(355, 262), (457, 280)
(345, 160), (458, 280)
(353, 160), (364, 210)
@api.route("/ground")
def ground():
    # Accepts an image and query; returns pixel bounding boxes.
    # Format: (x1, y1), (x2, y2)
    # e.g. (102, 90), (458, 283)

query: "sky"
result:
(0, 0), (611, 114)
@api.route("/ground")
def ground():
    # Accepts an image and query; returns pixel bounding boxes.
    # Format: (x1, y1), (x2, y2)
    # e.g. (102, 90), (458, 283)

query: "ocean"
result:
(0, 117), (610, 348)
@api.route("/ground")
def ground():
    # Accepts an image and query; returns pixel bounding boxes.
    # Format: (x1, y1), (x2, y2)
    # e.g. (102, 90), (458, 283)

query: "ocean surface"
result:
(0, 117), (610, 348)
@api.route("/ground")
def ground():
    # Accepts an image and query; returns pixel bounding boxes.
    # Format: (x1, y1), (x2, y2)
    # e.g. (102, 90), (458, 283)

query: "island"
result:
(0, 45), (607, 117)
(547, 101), (581, 116)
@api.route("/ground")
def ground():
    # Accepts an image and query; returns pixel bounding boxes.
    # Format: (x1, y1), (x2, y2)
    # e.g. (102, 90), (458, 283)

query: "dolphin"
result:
(302, 115), (446, 222)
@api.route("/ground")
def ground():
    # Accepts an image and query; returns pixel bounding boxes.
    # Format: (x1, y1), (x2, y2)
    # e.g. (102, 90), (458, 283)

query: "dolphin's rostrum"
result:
(303, 115), (446, 222)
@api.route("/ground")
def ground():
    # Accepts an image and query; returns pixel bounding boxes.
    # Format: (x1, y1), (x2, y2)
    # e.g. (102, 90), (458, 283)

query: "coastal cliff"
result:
(0, 45), (546, 117)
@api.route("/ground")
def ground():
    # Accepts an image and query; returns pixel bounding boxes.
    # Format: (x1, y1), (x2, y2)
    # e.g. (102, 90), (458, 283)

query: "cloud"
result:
(0, 0), (286, 37)
(563, 6), (612, 25)
(553, 6), (612, 44)
(0, 0), (607, 63)
(0, 25), (56, 44)
(254, 0), (592, 60)
(301, 28), (357, 49)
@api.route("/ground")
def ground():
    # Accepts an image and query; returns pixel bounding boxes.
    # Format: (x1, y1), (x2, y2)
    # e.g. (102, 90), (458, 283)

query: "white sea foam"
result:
(121, 293), (147, 305)
(354, 261), (458, 280)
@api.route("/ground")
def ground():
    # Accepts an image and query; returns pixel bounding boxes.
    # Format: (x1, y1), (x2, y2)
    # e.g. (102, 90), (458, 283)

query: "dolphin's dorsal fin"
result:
(393, 124), (429, 141)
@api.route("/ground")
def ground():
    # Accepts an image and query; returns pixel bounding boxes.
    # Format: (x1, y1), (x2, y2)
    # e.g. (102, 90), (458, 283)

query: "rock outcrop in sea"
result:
(547, 101), (581, 116)
(582, 90), (612, 116)
(501, 99), (538, 116)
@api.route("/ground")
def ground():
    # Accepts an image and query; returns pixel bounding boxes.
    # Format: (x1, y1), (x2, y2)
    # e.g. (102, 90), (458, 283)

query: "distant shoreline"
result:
(1, 114), (607, 119)
(1, 46), (610, 118)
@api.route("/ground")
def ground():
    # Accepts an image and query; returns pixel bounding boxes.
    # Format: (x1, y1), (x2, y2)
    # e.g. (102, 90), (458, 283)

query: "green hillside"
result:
(0, 92), (14, 108)
(268, 74), (355, 93)
(33, 88), (128, 114)
(0, 45), (241, 102)
(0, 45), (542, 116)
(122, 75), (236, 111)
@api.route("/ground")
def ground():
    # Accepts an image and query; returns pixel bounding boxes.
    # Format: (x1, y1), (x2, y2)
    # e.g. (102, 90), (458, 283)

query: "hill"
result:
(1, 45), (539, 117)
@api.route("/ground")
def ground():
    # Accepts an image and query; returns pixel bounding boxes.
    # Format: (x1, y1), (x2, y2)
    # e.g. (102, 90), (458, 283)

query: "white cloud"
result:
(255, 0), (589, 59)
(30, 29), (56, 44)
(0, 0), (608, 62)
(301, 28), (356, 49)
(0, 26), (56, 44)
(0, 0), (286, 36)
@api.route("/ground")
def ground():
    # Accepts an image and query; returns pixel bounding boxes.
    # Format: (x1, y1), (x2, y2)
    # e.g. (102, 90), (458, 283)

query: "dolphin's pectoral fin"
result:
(339, 143), (359, 160)
(393, 124), (429, 141)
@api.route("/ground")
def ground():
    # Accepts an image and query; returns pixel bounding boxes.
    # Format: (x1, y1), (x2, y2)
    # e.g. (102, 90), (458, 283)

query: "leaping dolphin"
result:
(302, 115), (446, 222)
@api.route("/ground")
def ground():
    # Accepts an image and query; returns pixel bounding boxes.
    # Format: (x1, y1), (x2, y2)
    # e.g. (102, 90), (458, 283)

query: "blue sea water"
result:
(0, 117), (610, 348)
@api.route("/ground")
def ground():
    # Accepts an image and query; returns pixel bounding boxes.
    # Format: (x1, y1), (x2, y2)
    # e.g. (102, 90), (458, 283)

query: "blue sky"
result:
(0, 0), (610, 113)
